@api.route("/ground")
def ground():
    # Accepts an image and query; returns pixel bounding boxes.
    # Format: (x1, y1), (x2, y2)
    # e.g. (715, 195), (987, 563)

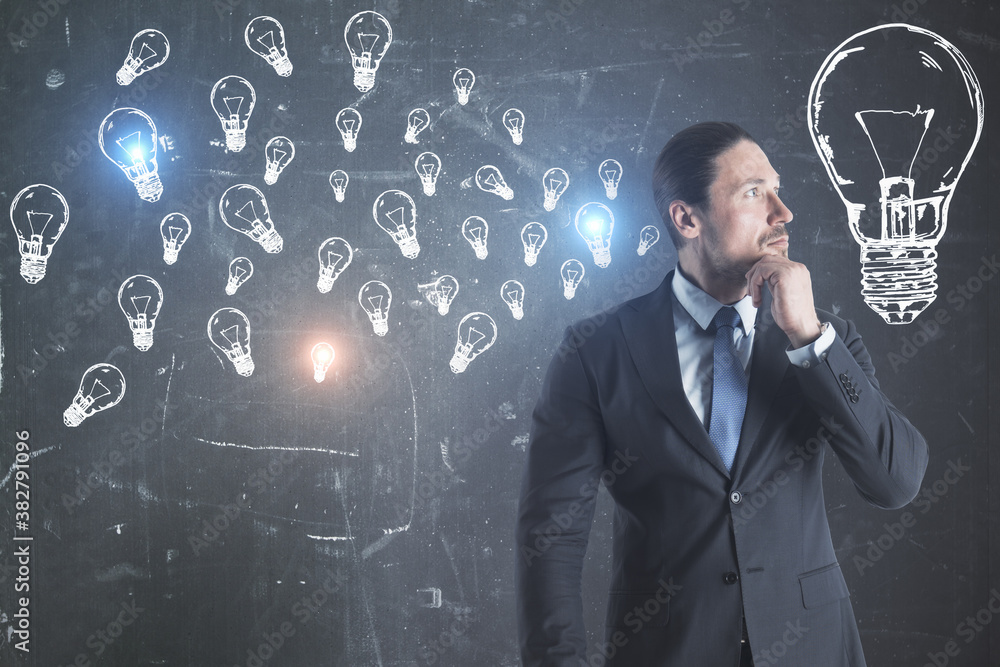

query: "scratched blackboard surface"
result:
(0, 0), (997, 665)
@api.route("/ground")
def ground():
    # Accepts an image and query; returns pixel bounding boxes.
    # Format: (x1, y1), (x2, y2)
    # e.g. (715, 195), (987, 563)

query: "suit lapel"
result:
(619, 270), (731, 478)
(731, 290), (791, 478)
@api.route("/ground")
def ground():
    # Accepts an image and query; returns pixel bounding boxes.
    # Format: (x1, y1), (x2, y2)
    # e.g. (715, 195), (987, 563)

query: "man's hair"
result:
(651, 122), (756, 248)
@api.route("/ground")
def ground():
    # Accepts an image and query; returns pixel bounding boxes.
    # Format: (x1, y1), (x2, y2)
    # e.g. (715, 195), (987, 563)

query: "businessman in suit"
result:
(515, 122), (928, 666)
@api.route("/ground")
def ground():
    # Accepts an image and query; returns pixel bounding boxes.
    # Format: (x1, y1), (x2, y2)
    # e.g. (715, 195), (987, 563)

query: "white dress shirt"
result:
(670, 267), (835, 428)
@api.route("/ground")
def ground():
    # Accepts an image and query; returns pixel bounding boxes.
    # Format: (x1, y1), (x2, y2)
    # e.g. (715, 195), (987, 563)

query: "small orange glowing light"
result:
(310, 342), (335, 383)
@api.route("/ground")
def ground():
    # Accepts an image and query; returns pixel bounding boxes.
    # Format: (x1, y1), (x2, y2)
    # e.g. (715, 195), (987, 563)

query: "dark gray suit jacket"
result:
(515, 270), (928, 666)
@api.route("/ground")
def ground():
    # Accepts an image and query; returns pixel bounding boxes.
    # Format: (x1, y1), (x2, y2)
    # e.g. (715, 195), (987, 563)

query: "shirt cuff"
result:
(786, 322), (834, 369)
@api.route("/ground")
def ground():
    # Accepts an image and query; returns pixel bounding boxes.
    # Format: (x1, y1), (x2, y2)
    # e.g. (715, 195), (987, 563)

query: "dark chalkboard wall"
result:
(1, 1), (997, 665)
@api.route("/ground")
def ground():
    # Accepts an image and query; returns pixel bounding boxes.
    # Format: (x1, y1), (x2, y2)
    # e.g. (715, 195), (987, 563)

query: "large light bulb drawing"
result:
(475, 165), (513, 200)
(503, 108), (525, 145)
(116, 29), (170, 85)
(329, 170), (349, 202)
(415, 151), (442, 196)
(405, 108), (430, 144)
(449, 312), (497, 374)
(118, 274), (163, 351)
(462, 216), (489, 260)
(373, 189), (420, 259)
(317, 237), (353, 293)
(599, 159), (622, 200)
(575, 201), (615, 268)
(219, 184), (284, 253)
(808, 23), (984, 324)
(359, 280), (392, 336)
(344, 10), (392, 92)
(64, 363), (126, 427)
(207, 307), (255, 377)
(99, 107), (163, 202)
(245, 16), (292, 77)
(433, 275), (460, 316)
(501, 280), (525, 320)
(225, 257), (254, 295)
(9, 183), (69, 284)
(336, 107), (363, 152)
(453, 68), (475, 105)
(637, 225), (660, 256)
(210, 75), (256, 152)
(560, 259), (585, 300)
(311, 342), (335, 383)
(264, 136), (295, 185)
(542, 167), (569, 211)
(160, 212), (190, 265)
(520, 221), (548, 267)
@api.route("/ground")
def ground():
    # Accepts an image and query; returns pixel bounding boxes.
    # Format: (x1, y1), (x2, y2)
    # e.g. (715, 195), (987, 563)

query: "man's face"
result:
(692, 140), (792, 283)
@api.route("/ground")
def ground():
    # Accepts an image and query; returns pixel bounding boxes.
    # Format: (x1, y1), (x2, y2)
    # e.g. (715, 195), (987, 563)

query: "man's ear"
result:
(668, 200), (701, 242)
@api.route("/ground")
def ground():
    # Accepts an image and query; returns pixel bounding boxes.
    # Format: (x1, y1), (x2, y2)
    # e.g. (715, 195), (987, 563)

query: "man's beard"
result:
(703, 224), (789, 287)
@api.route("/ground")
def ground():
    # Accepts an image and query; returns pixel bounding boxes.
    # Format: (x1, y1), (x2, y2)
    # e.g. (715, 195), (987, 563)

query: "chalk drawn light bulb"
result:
(415, 151), (442, 196)
(476, 165), (513, 200)
(449, 312), (497, 374)
(373, 189), (420, 259)
(99, 107), (163, 202)
(160, 213), (190, 265)
(809, 23), (984, 324)
(405, 108), (430, 144)
(637, 225), (660, 256)
(359, 280), (392, 336)
(329, 170), (349, 202)
(219, 184), (284, 253)
(245, 16), (292, 77)
(344, 10), (392, 92)
(453, 68), (475, 105)
(210, 75), (256, 152)
(9, 183), (69, 284)
(542, 167), (569, 211)
(461, 216), (489, 260)
(226, 257), (254, 295)
(560, 259), (585, 300)
(599, 159), (622, 200)
(116, 29), (170, 85)
(433, 275), (459, 315)
(311, 342), (335, 383)
(118, 274), (163, 351)
(336, 107), (362, 152)
(264, 136), (295, 185)
(317, 237), (353, 293)
(520, 221), (547, 267)
(501, 280), (525, 320)
(208, 307), (254, 376)
(575, 201), (615, 268)
(503, 108), (525, 145)
(64, 363), (126, 427)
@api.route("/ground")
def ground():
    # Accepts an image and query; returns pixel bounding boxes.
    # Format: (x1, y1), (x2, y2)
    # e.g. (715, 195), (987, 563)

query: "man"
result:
(515, 122), (928, 666)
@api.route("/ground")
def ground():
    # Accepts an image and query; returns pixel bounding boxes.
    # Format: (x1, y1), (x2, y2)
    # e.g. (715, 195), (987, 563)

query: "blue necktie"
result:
(708, 306), (748, 471)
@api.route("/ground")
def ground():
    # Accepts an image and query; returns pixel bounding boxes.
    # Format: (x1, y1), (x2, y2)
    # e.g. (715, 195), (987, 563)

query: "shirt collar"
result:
(671, 266), (757, 336)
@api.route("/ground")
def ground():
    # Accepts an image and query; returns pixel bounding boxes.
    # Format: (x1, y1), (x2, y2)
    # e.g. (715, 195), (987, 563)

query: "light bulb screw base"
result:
(19, 256), (47, 284)
(225, 130), (246, 152)
(524, 251), (539, 267)
(134, 173), (163, 203)
(563, 285), (578, 300)
(231, 355), (255, 377)
(163, 248), (179, 265)
(317, 274), (334, 294)
(63, 404), (87, 427)
(860, 244), (939, 325)
(353, 69), (376, 93)
(116, 66), (138, 86)
(132, 331), (154, 352)
(396, 237), (420, 259)
(449, 355), (470, 373)
(257, 228), (284, 254)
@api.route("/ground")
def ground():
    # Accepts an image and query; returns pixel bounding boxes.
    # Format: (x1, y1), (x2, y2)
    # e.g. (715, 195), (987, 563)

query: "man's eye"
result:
(746, 187), (758, 197)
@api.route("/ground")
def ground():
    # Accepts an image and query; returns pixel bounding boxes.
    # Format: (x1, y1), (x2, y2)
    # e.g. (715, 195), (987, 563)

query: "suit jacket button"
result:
(723, 572), (739, 585)
(730, 491), (742, 504)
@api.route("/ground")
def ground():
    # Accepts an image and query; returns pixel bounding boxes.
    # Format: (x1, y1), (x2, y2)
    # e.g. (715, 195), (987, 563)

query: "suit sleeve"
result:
(515, 328), (608, 666)
(795, 315), (929, 509)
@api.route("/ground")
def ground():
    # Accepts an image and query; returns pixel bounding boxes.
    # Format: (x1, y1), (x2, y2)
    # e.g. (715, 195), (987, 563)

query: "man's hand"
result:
(745, 256), (822, 348)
